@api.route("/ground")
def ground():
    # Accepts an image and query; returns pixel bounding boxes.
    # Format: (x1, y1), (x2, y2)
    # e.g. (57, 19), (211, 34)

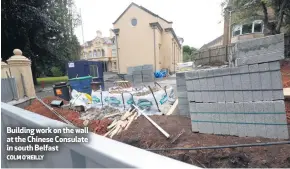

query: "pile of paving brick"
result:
(25, 96), (112, 135)
(177, 34), (289, 139)
(124, 64), (154, 83)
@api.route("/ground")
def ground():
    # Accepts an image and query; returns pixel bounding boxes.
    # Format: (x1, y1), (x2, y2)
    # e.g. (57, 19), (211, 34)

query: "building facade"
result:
(112, 3), (183, 74)
(81, 30), (118, 72)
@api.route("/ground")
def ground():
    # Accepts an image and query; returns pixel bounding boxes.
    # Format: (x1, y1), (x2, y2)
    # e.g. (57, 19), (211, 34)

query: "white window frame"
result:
(232, 20), (264, 37)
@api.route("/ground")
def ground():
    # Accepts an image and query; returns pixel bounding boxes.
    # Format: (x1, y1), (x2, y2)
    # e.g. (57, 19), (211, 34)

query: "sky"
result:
(74, 0), (224, 49)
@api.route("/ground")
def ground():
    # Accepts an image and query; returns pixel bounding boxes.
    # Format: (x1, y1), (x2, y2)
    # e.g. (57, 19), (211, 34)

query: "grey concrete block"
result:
(234, 103), (246, 137)
(207, 69), (215, 77)
(202, 103), (214, 134)
(273, 101), (288, 139)
(236, 51), (284, 66)
(217, 103), (229, 135)
(232, 75), (242, 90)
(185, 71), (193, 80)
(190, 113), (199, 132)
(202, 91), (209, 103)
(176, 79), (186, 86)
(179, 98), (188, 105)
(186, 81), (193, 91)
(177, 85), (187, 91)
(142, 64), (153, 70)
(176, 72), (185, 78)
(262, 91), (273, 101)
(198, 70), (208, 78)
(189, 102), (196, 112)
(243, 102), (256, 137)
(270, 71), (283, 89)
(214, 77), (224, 90)
(273, 100), (286, 112)
(133, 71), (142, 75)
(208, 91), (217, 103)
(250, 73), (261, 90)
(239, 65), (249, 73)
(187, 92), (195, 102)
(226, 103), (238, 136)
(263, 102), (277, 138)
(234, 91), (243, 102)
(253, 102), (267, 137)
(214, 67), (231, 76)
(272, 90), (284, 100)
(241, 74), (251, 90)
(249, 64), (259, 73)
(194, 92), (203, 102)
(223, 75), (233, 90)
(199, 78), (208, 90)
(242, 91), (253, 102)
(177, 92), (187, 98)
(192, 79), (201, 90)
(216, 91), (226, 102)
(258, 63), (270, 72)
(207, 77), (215, 90)
(230, 67), (240, 75)
(269, 61), (280, 71)
(252, 91), (263, 101)
(260, 72), (271, 89)
(225, 91), (234, 102)
(212, 103), (222, 135)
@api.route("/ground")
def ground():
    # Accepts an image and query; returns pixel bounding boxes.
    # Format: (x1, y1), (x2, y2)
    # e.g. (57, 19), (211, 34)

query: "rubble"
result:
(25, 96), (112, 135)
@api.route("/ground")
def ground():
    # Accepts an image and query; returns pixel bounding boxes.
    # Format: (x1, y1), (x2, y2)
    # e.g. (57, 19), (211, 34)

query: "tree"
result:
(183, 45), (198, 62)
(1, 0), (81, 84)
(221, 0), (290, 34)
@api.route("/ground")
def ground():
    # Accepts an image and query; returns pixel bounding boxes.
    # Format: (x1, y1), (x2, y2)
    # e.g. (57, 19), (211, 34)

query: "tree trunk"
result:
(275, 0), (287, 33)
(261, 2), (275, 35)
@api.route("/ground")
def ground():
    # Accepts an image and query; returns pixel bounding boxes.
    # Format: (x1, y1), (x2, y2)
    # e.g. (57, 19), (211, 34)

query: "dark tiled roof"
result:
(200, 35), (223, 49)
(113, 2), (172, 24)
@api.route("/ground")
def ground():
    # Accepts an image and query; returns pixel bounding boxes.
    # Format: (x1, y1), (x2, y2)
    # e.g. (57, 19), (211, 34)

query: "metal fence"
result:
(1, 78), (18, 102)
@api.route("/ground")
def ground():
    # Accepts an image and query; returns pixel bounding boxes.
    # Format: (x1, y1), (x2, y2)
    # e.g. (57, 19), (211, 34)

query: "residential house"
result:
(112, 2), (183, 74)
(81, 30), (118, 72)
(202, 1), (276, 49)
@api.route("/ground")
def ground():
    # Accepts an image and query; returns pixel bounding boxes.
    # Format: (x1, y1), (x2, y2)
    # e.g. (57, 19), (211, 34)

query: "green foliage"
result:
(37, 76), (68, 84)
(51, 67), (63, 77)
(221, 0), (290, 34)
(1, 0), (81, 84)
(183, 45), (198, 62)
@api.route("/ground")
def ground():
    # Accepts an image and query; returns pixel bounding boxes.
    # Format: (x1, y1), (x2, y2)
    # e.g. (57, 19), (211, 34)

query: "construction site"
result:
(2, 34), (288, 168)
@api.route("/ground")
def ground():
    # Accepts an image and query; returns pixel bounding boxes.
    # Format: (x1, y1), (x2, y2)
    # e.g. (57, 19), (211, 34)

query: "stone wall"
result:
(176, 34), (289, 139)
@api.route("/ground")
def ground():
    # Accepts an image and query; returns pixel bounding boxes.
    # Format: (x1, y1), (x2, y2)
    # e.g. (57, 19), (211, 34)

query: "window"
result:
(89, 51), (92, 58)
(97, 50), (101, 57)
(253, 20), (263, 33)
(113, 62), (117, 69)
(232, 20), (264, 37)
(89, 65), (99, 77)
(101, 49), (105, 56)
(93, 50), (97, 57)
(131, 18), (137, 26)
(232, 25), (241, 36)
(242, 23), (252, 34)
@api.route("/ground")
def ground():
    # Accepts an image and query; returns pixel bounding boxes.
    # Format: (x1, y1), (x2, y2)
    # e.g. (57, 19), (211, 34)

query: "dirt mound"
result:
(281, 60), (290, 124)
(114, 115), (290, 168)
(25, 96), (112, 135)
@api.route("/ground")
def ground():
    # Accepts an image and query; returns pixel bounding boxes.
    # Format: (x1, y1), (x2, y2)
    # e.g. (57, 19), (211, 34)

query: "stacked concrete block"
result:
(124, 74), (133, 83)
(234, 34), (284, 66)
(141, 65), (154, 82)
(184, 34), (288, 139)
(176, 72), (190, 117)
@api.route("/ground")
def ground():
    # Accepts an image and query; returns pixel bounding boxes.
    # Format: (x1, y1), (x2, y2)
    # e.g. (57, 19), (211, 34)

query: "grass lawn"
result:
(37, 76), (68, 84)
